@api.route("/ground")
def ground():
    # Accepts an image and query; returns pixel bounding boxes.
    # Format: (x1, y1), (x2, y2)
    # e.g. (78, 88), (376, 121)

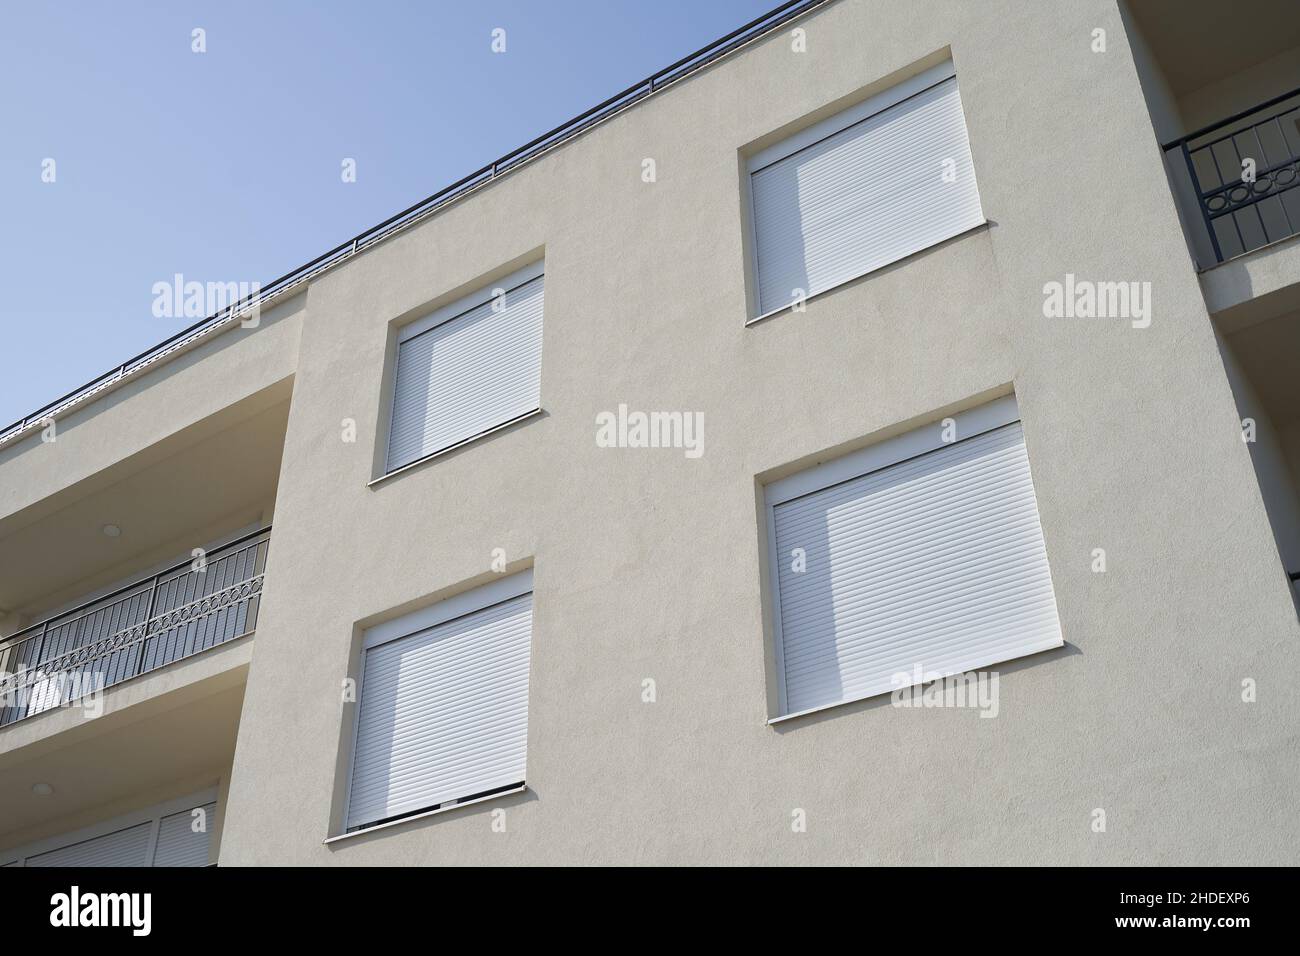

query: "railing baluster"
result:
(194, 558), (211, 654)
(27, 622), (48, 722)
(182, 569), (198, 659)
(131, 574), (161, 680)
(32, 620), (53, 718)
(1277, 111), (1298, 159)
(1229, 135), (1272, 248)
(1209, 141), (1248, 256)
(1180, 141), (1224, 266)
(1257, 124), (1296, 238)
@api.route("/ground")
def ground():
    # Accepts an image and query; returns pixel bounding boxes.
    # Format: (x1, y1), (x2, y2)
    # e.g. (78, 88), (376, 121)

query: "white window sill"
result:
(745, 220), (989, 327)
(767, 638), (1062, 725)
(324, 784), (527, 845)
(369, 408), (542, 487)
(767, 694), (888, 725)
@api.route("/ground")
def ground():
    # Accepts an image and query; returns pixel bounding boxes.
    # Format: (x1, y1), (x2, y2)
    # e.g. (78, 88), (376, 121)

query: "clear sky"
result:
(0, 0), (776, 426)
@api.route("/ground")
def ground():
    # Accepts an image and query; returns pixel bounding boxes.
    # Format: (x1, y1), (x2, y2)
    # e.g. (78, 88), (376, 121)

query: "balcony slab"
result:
(0, 634), (251, 761)
(1201, 232), (1300, 327)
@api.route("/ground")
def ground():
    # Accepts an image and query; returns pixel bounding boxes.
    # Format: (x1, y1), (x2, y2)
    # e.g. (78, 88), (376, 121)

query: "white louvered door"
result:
(771, 418), (1062, 716)
(24, 822), (153, 867)
(9, 792), (217, 867)
(386, 271), (544, 472)
(348, 590), (533, 831)
(151, 801), (216, 866)
(749, 66), (983, 315)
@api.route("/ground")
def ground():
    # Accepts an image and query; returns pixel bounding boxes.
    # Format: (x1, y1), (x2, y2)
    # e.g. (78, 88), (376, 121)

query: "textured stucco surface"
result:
(5, 0), (1300, 865)
(213, 0), (1300, 864)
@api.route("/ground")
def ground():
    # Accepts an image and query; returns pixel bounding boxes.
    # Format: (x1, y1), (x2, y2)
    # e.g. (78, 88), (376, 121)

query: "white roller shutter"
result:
(768, 402), (1061, 717)
(151, 801), (216, 867)
(347, 580), (533, 831)
(749, 62), (983, 316)
(25, 822), (152, 867)
(386, 266), (544, 472)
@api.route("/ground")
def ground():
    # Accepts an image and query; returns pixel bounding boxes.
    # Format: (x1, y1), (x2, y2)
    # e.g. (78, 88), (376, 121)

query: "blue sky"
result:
(0, 0), (775, 426)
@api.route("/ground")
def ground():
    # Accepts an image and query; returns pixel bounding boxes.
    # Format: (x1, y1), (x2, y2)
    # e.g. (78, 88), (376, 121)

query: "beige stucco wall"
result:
(3, 0), (1298, 865)
(197, 0), (1300, 864)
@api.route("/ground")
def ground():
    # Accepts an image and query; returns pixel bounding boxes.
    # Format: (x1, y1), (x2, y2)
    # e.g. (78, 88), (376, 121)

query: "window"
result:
(4, 791), (217, 867)
(345, 571), (534, 833)
(764, 396), (1062, 719)
(746, 60), (983, 318)
(385, 262), (544, 473)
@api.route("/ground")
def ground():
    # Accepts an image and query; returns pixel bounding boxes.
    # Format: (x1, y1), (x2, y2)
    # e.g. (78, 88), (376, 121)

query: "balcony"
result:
(0, 529), (269, 727)
(0, 529), (267, 864)
(1163, 88), (1300, 265)
(1123, 0), (1300, 288)
(0, 369), (286, 860)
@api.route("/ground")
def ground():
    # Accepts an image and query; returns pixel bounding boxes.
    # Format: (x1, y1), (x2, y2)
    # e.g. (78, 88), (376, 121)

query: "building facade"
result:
(2, 0), (1299, 866)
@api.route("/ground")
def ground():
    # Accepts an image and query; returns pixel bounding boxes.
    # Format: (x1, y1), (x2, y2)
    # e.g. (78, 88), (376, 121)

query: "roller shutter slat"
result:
(25, 822), (152, 867)
(348, 594), (533, 830)
(751, 76), (983, 314)
(387, 276), (543, 471)
(773, 422), (1062, 715)
(151, 801), (216, 867)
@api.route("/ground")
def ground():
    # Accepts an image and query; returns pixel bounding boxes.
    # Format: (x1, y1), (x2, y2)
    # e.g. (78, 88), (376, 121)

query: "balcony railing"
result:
(0, 528), (270, 727)
(1164, 87), (1300, 264)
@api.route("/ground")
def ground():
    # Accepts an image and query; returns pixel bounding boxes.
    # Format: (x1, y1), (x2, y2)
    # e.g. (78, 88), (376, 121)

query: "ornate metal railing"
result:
(1164, 87), (1300, 264)
(0, 0), (833, 450)
(0, 529), (269, 727)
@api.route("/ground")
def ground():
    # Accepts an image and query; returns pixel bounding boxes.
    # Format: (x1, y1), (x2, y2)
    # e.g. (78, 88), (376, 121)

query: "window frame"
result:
(762, 395), (1056, 721)
(742, 58), (983, 324)
(377, 261), (545, 480)
(336, 570), (535, 840)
